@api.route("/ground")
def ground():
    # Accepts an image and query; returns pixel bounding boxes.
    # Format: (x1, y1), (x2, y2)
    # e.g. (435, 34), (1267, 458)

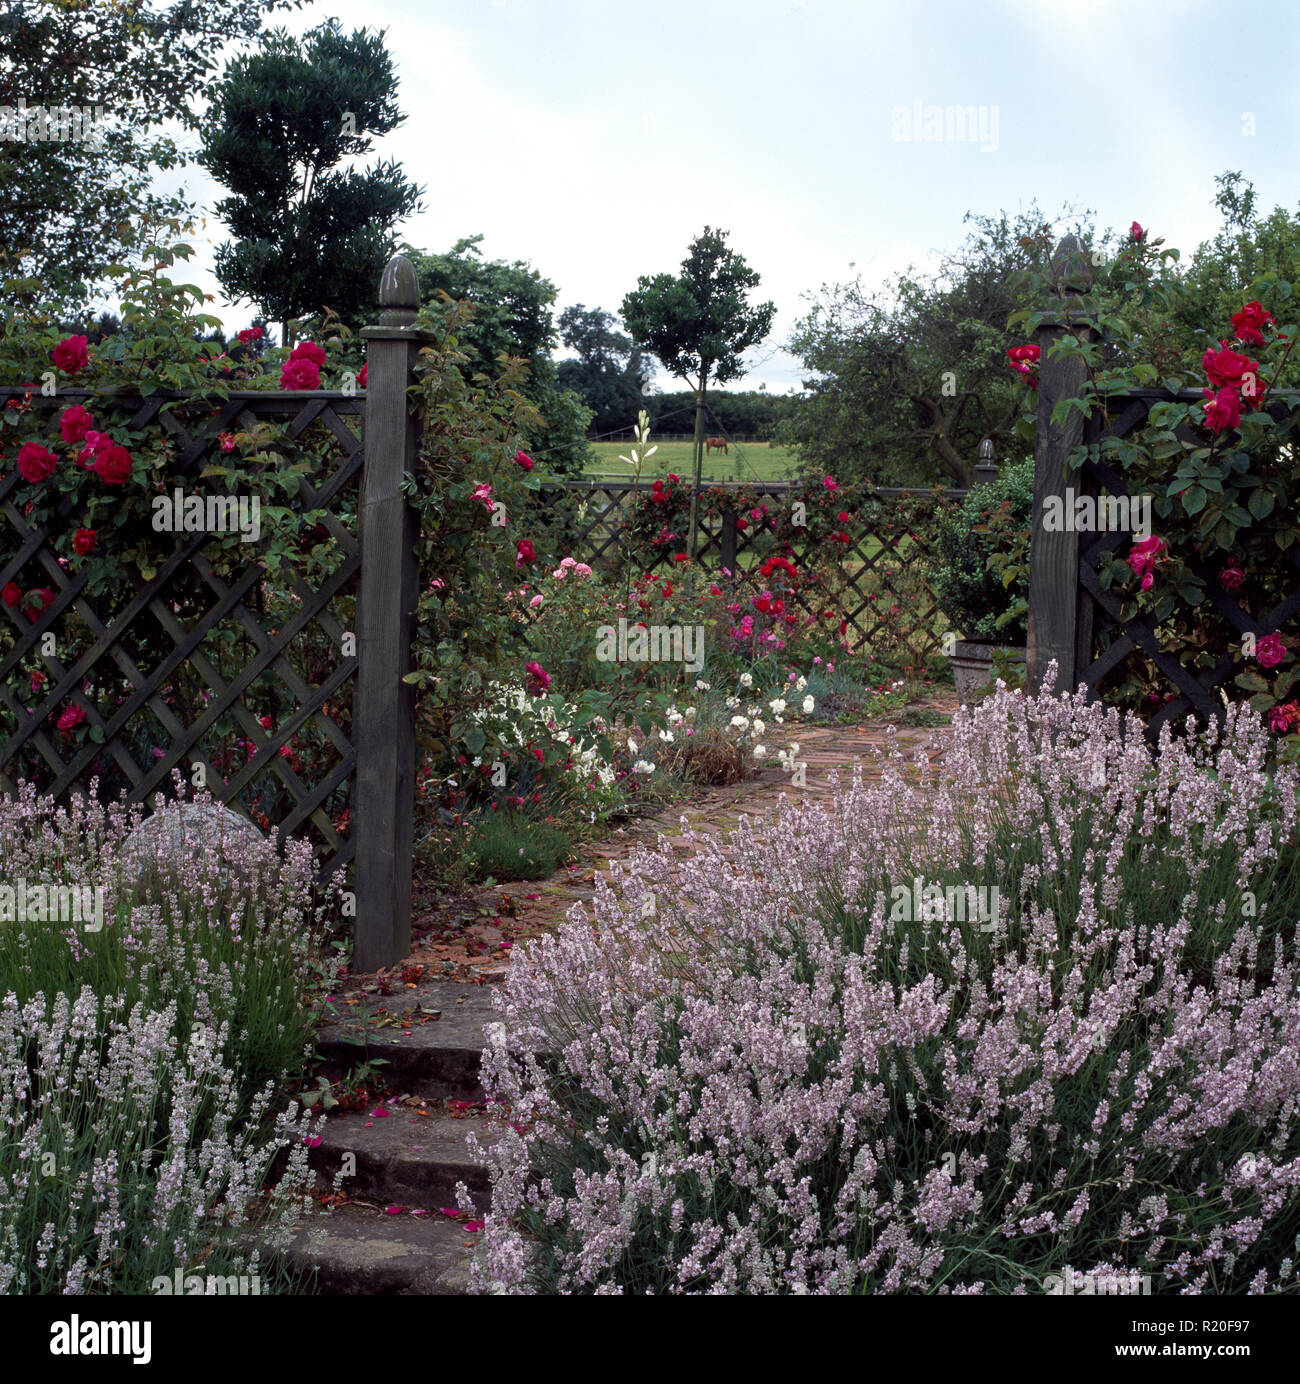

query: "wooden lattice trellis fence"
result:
(1027, 234), (1300, 740)
(537, 478), (975, 660)
(0, 254), (428, 971)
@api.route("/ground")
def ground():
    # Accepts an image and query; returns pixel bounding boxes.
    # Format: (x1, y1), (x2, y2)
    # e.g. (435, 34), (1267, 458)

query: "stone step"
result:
(285, 1202), (481, 1295)
(308, 1104), (494, 1206)
(315, 981), (501, 1101)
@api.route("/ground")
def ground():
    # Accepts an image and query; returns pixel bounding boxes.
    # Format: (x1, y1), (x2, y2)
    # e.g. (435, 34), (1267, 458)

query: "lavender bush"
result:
(468, 670), (1300, 1293)
(0, 780), (330, 1293)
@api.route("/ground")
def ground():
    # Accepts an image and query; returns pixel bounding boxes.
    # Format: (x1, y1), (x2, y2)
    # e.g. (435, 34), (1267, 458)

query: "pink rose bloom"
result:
(1230, 300), (1274, 347)
(551, 567), (567, 580)
(1130, 221), (1145, 241)
(16, 442), (58, 484)
(529, 594), (544, 609)
(1126, 535), (1166, 583)
(1140, 572), (1153, 591)
(280, 357), (320, 390)
(92, 443), (133, 485)
(525, 660), (550, 694)
(560, 557), (576, 568)
(1219, 563), (1245, 591)
(471, 482), (493, 508)
(823, 476), (838, 491)
(1201, 386), (1242, 433)
(59, 404), (93, 444)
(516, 450), (535, 470)
(1202, 342), (1258, 392)
(573, 563), (592, 577)
(1256, 632), (1286, 669)
(1268, 704), (1294, 734)
(57, 705), (86, 734)
(289, 340), (327, 367)
(52, 335), (90, 373)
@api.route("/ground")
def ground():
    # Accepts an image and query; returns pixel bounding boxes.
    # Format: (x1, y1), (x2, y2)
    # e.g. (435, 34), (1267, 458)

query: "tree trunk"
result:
(688, 373), (707, 556)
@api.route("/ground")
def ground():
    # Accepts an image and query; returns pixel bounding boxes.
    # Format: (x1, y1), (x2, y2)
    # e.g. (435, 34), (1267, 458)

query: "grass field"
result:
(580, 439), (799, 484)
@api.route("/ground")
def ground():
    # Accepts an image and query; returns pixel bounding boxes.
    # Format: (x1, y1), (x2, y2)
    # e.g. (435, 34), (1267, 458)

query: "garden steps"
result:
(314, 980), (501, 1101)
(291, 980), (516, 1294)
(307, 1103), (494, 1206)
(286, 1202), (481, 1295)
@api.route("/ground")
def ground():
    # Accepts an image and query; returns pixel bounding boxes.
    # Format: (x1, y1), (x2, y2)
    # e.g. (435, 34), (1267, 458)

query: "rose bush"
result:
(1009, 223), (1300, 751)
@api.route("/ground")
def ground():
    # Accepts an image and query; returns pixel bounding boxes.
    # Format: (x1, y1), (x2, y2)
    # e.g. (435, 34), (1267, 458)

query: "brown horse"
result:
(705, 436), (728, 455)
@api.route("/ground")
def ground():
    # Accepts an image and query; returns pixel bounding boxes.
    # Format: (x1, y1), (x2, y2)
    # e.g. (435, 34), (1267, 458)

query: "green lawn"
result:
(580, 439), (799, 484)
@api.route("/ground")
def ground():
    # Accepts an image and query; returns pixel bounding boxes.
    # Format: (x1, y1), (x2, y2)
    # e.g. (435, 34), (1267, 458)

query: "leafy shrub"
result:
(466, 672), (1300, 1294)
(466, 810), (575, 882)
(926, 458), (1033, 643)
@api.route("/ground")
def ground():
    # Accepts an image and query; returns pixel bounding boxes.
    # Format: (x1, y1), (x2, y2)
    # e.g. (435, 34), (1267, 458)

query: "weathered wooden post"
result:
(1027, 234), (1096, 696)
(720, 506), (738, 574)
(353, 254), (430, 972)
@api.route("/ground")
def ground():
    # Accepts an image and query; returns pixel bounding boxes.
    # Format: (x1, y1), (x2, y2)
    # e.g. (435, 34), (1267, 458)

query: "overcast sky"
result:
(160, 0), (1300, 393)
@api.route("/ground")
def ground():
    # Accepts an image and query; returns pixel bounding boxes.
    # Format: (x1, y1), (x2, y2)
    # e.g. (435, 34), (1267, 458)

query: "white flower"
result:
(627, 738), (638, 755)
(471, 756), (482, 767)
(725, 696), (740, 710)
(739, 672), (753, 687)
(802, 695), (815, 714)
(659, 730), (674, 743)
(729, 715), (750, 730)
(695, 680), (711, 691)
(684, 706), (696, 719)
(752, 719), (765, 737)
(768, 698), (786, 715)
(753, 744), (766, 758)
(795, 676), (807, 691)
(633, 759), (655, 775)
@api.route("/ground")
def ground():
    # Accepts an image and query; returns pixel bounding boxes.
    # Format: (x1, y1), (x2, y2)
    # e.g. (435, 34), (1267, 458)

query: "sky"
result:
(159, 0), (1300, 395)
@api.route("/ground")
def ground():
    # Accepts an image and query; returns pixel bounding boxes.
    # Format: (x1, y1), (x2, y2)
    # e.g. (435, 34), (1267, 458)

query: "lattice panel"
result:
(539, 481), (961, 657)
(0, 389), (362, 882)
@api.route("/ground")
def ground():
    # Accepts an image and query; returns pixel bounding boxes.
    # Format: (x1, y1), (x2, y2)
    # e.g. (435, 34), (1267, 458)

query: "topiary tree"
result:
(200, 18), (423, 345)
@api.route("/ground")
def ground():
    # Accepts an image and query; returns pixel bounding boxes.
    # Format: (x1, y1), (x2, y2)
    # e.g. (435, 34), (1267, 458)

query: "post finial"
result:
(378, 253), (420, 327)
(1049, 233), (1093, 298)
(974, 437), (998, 487)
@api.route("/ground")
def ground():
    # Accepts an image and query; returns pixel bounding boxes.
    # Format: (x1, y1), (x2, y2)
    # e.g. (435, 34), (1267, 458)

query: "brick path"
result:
(355, 693), (959, 991)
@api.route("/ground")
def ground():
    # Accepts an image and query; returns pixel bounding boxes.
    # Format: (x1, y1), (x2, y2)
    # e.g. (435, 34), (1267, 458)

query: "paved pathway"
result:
(362, 693), (959, 992)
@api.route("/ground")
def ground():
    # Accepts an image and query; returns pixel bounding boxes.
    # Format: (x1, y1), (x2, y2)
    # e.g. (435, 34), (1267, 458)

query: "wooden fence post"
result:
(1027, 234), (1096, 696)
(720, 506), (737, 573)
(353, 254), (431, 973)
